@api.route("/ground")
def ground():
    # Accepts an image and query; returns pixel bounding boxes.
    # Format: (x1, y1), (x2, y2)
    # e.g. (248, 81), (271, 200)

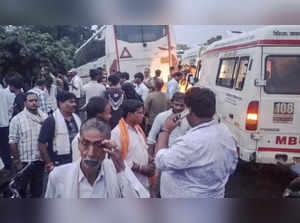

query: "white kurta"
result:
(111, 124), (149, 188)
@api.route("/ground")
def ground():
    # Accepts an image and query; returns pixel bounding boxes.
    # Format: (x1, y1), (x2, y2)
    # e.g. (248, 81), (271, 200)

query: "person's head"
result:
(185, 87), (216, 125)
(144, 67), (150, 78)
(56, 90), (77, 114)
(41, 66), (50, 76)
(9, 75), (23, 94)
(107, 74), (120, 87)
(120, 72), (130, 85)
(134, 72), (144, 84)
(122, 99), (144, 125)
(122, 82), (140, 101)
(89, 69), (99, 81)
(171, 92), (185, 114)
(154, 78), (164, 91)
(67, 70), (77, 81)
(35, 78), (46, 90)
(86, 97), (112, 122)
(173, 71), (183, 82)
(79, 118), (111, 170)
(155, 69), (161, 78)
(24, 92), (39, 113)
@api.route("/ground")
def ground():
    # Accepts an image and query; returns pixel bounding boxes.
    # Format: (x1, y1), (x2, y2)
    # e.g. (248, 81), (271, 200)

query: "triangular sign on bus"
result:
(120, 47), (132, 59)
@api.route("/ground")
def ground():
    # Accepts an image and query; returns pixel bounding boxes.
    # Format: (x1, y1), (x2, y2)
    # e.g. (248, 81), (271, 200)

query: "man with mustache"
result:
(45, 118), (147, 198)
(9, 92), (48, 198)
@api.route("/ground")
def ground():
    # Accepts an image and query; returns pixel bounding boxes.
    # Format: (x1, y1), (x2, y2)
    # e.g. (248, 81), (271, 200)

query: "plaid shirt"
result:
(29, 87), (52, 114)
(9, 109), (47, 162)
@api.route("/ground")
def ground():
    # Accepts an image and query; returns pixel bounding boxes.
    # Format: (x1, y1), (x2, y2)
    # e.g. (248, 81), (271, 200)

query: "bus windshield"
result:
(115, 25), (167, 43)
(265, 56), (300, 94)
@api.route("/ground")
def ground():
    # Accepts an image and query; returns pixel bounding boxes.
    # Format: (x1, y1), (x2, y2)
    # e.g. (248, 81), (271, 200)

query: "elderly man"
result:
(9, 92), (48, 198)
(155, 87), (238, 198)
(45, 118), (149, 198)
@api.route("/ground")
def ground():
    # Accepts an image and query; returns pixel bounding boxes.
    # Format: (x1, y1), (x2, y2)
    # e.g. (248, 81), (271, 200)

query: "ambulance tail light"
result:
(246, 101), (259, 131)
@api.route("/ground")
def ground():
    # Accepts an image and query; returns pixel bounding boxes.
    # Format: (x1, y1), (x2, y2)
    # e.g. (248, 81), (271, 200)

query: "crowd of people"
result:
(0, 65), (238, 198)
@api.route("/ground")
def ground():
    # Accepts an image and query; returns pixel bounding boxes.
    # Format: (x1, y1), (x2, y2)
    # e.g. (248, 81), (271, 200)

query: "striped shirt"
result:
(29, 87), (52, 114)
(9, 109), (47, 162)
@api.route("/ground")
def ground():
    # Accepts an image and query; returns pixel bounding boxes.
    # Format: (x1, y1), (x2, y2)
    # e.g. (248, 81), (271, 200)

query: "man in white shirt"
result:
(155, 87), (238, 198)
(166, 71), (183, 99)
(9, 92), (48, 197)
(68, 69), (84, 112)
(45, 118), (147, 198)
(0, 86), (15, 171)
(111, 99), (154, 189)
(83, 69), (106, 106)
(147, 92), (190, 152)
(133, 72), (149, 102)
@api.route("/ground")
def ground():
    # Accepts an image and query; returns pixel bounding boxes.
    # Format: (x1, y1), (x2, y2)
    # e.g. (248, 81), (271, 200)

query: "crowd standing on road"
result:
(0, 64), (238, 198)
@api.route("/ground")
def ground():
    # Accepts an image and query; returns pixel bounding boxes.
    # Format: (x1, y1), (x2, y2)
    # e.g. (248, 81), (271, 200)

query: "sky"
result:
(173, 25), (264, 46)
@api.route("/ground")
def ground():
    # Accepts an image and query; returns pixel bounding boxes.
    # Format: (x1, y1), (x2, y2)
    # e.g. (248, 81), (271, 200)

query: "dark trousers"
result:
(19, 161), (45, 198)
(0, 127), (11, 170)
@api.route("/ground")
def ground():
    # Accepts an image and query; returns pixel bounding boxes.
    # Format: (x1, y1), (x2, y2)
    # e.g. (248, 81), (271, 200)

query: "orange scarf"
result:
(118, 118), (155, 188)
(118, 118), (146, 159)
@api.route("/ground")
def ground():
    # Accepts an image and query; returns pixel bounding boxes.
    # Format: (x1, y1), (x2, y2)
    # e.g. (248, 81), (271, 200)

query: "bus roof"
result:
(203, 25), (300, 55)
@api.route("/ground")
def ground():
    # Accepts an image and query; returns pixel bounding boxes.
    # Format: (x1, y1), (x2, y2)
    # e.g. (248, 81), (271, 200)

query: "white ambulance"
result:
(194, 25), (300, 165)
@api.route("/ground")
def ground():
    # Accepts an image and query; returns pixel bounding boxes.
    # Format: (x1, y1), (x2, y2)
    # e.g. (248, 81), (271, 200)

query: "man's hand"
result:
(162, 114), (181, 133)
(140, 162), (155, 177)
(102, 140), (125, 173)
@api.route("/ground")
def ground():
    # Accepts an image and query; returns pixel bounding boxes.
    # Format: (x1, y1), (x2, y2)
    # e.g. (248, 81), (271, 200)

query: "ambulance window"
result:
(234, 57), (249, 90)
(216, 58), (237, 88)
(265, 56), (300, 94)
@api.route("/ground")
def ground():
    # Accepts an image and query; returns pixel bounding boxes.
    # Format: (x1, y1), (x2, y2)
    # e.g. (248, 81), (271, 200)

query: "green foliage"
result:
(0, 25), (93, 86)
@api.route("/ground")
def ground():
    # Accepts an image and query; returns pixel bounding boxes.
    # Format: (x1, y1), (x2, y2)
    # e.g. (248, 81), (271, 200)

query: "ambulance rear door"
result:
(257, 46), (300, 164)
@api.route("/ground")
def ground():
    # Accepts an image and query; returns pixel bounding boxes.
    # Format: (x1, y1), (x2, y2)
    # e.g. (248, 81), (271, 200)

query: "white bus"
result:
(74, 25), (178, 83)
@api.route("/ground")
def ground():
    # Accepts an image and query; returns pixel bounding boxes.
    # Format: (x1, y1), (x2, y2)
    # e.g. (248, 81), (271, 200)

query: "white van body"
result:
(195, 25), (300, 164)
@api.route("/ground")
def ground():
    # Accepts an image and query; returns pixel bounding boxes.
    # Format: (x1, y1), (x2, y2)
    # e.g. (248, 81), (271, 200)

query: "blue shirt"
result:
(155, 120), (238, 198)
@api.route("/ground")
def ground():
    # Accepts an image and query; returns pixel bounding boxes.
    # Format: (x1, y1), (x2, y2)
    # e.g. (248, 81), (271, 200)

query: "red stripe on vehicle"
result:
(203, 39), (300, 55)
(258, 147), (300, 153)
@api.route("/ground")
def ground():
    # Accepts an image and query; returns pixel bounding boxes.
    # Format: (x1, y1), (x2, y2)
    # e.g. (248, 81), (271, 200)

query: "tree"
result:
(0, 25), (94, 87)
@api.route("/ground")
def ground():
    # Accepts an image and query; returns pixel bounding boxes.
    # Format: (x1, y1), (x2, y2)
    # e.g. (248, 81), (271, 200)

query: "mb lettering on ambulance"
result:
(273, 102), (297, 146)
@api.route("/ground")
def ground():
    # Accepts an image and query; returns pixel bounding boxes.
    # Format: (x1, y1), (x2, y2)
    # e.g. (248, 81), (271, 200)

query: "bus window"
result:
(115, 25), (166, 43)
